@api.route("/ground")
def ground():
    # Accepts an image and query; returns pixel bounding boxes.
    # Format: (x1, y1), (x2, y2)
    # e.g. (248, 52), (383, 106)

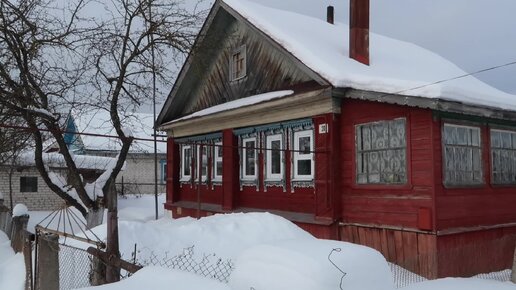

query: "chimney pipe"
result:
(349, 0), (370, 65)
(327, 6), (334, 24)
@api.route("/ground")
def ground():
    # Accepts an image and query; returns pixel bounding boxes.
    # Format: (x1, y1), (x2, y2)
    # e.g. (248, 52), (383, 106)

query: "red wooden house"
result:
(156, 0), (516, 278)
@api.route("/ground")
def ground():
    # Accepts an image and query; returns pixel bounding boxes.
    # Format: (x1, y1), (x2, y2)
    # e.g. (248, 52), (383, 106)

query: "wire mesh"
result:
(389, 263), (514, 288)
(132, 245), (235, 283)
(58, 244), (106, 290)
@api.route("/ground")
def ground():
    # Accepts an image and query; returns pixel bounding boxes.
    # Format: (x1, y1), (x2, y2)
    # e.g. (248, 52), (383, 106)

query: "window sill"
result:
(292, 178), (314, 182)
(442, 183), (485, 189)
(351, 182), (412, 190)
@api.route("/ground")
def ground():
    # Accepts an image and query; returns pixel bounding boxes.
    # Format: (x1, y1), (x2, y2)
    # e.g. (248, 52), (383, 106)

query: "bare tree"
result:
(0, 0), (205, 224)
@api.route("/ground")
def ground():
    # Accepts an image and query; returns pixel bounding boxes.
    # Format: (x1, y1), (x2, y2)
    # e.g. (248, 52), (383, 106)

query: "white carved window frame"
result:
(266, 134), (284, 181)
(242, 137), (257, 181)
(213, 141), (223, 182)
(293, 130), (314, 181)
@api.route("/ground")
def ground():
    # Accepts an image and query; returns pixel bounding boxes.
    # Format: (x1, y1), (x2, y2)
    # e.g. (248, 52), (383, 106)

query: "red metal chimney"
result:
(349, 0), (370, 65)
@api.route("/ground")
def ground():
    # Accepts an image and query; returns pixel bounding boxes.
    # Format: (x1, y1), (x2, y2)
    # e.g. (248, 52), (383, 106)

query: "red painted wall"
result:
(431, 118), (516, 230)
(436, 227), (516, 277)
(340, 99), (435, 230)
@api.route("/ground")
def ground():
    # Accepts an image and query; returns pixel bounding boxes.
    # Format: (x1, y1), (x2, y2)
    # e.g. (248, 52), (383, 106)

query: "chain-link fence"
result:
(131, 245), (235, 283)
(389, 263), (513, 288)
(389, 263), (430, 288)
(58, 244), (101, 290)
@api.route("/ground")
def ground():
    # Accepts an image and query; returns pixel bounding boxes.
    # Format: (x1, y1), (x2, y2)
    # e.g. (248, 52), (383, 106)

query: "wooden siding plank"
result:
(394, 231), (405, 266)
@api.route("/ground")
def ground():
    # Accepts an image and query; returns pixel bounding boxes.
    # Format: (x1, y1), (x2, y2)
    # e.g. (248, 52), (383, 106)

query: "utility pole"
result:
(148, 0), (159, 221)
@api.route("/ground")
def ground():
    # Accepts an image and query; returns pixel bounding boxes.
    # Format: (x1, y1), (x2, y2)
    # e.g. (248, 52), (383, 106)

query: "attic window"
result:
(230, 45), (246, 81)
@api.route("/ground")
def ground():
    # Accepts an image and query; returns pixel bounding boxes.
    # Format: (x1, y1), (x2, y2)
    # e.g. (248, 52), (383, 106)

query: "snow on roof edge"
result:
(164, 90), (294, 125)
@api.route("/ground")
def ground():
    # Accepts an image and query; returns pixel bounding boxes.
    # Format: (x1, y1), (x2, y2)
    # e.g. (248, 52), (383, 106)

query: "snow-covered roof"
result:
(222, 0), (516, 111)
(17, 151), (121, 171)
(168, 90), (294, 124)
(73, 110), (166, 154)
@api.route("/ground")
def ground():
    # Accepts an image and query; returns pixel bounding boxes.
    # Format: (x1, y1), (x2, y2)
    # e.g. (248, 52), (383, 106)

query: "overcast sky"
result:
(245, 0), (516, 95)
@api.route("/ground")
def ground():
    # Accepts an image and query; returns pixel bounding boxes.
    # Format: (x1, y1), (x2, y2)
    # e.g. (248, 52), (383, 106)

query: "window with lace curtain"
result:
(490, 128), (516, 184)
(355, 118), (407, 184)
(443, 124), (482, 186)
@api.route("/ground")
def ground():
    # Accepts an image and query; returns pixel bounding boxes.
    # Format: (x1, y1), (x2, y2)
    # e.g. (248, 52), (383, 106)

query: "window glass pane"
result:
(501, 132), (512, 148)
(491, 130), (501, 148)
(456, 126), (469, 145)
(216, 161), (223, 176)
(202, 147), (208, 176)
(444, 125), (455, 145)
(371, 122), (388, 150)
(355, 119), (407, 184)
(297, 160), (311, 175)
(362, 126), (371, 150)
(389, 119), (406, 147)
(20, 177), (38, 192)
(183, 148), (191, 176)
(245, 140), (255, 176)
(356, 126), (363, 150)
(491, 130), (516, 184)
(443, 125), (482, 185)
(298, 136), (311, 154)
(271, 140), (281, 174)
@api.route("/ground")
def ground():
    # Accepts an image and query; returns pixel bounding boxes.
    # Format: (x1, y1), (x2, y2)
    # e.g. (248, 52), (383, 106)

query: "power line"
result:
(0, 124), (167, 143)
(392, 60), (516, 96)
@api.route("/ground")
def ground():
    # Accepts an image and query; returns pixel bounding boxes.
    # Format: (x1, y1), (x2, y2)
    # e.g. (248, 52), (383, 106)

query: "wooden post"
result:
(511, 246), (516, 284)
(23, 232), (34, 290)
(0, 198), (11, 237)
(197, 144), (202, 219)
(36, 234), (59, 290)
(222, 129), (238, 211)
(87, 247), (142, 274)
(106, 180), (120, 283)
(11, 214), (29, 253)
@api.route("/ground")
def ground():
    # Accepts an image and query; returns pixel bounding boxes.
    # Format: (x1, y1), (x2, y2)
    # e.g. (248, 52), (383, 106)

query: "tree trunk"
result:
(86, 207), (105, 230)
(105, 181), (120, 283)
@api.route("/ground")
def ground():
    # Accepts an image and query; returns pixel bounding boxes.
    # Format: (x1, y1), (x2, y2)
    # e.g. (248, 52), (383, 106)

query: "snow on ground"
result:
(117, 194), (166, 222)
(229, 239), (394, 290)
(77, 267), (230, 290)
(20, 194), (516, 290)
(0, 231), (25, 290)
(402, 277), (516, 290)
(68, 212), (395, 290)
(70, 212), (313, 260)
